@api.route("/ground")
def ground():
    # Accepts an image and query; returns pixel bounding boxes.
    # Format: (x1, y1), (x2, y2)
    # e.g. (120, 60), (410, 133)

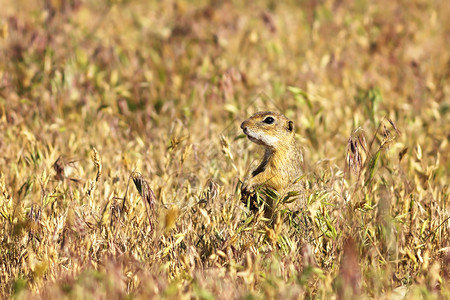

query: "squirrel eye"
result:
(263, 116), (275, 124)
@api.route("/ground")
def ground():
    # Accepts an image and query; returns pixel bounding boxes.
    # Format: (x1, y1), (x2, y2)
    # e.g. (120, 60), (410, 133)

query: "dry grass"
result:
(0, 0), (449, 299)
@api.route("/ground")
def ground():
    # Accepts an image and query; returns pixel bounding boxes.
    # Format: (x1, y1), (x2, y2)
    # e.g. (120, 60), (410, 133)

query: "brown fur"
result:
(241, 112), (303, 213)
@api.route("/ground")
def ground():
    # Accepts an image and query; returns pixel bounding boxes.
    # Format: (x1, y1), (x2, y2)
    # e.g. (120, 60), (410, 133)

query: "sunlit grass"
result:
(0, 0), (449, 298)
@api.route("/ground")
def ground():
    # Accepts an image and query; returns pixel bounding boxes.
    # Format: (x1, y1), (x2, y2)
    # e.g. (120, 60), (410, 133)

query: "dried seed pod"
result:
(132, 171), (156, 231)
(346, 128), (367, 176)
(132, 172), (155, 211)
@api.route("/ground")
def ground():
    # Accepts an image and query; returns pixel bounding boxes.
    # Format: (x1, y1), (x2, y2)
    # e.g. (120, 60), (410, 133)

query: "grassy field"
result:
(0, 0), (449, 298)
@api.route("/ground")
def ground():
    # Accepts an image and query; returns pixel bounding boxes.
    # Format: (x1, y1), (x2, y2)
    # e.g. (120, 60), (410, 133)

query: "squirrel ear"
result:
(287, 120), (294, 132)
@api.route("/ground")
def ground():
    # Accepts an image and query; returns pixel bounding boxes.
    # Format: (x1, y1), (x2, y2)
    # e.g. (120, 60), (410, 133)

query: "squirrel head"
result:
(240, 111), (295, 149)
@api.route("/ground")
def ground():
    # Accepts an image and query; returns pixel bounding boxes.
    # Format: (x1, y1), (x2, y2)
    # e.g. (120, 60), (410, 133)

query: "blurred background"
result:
(0, 0), (449, 298)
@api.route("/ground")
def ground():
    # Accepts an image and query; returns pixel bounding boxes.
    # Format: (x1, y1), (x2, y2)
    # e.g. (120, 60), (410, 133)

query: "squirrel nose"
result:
(240, 122), (246, 130)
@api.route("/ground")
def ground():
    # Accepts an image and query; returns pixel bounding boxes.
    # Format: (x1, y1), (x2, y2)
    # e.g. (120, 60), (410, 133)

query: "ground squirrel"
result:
(240, 111), (303, 214)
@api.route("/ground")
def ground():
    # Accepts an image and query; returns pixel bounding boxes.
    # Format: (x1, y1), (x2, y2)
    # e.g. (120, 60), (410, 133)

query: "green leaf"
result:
(366, 151), (381, 185)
